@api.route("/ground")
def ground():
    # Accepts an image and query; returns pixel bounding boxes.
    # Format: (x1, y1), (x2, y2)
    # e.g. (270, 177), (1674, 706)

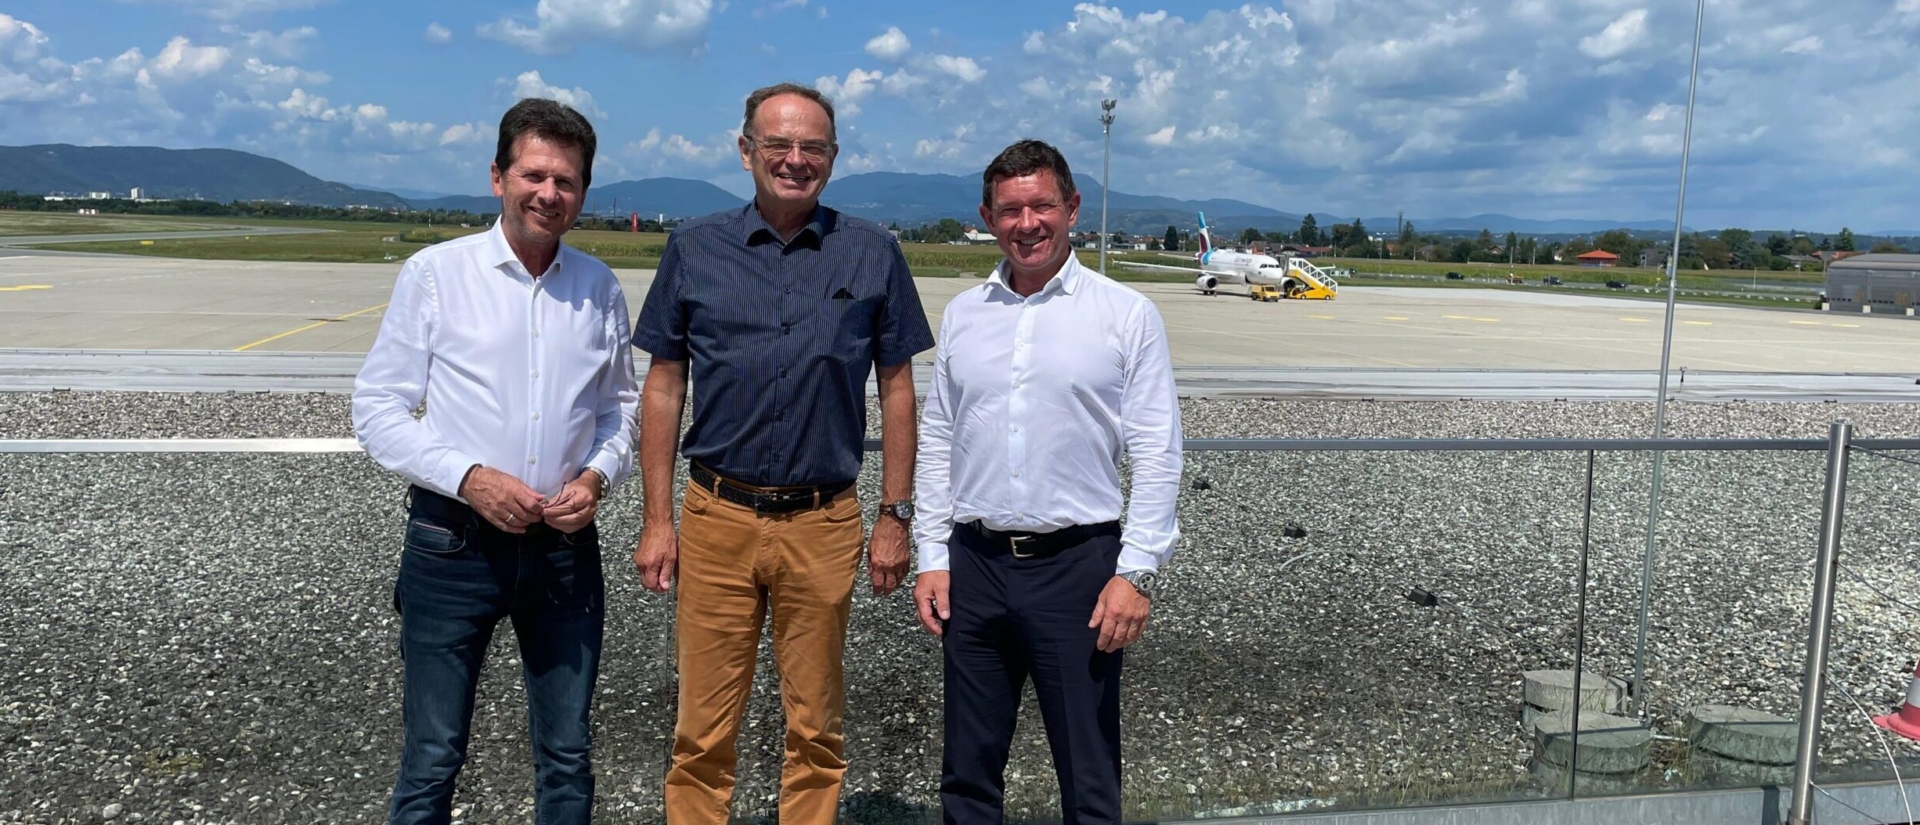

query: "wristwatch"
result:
(880, 500), (915, 522)
(583, 467), (609, 497)
(1119, 570), (1157, 600)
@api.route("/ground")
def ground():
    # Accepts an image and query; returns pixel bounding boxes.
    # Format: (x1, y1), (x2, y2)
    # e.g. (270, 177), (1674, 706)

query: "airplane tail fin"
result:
(1196, 212), (1212, 256)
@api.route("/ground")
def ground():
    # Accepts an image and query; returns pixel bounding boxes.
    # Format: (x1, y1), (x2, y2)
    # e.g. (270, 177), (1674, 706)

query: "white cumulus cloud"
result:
(510, 70), (604, 118)
(1144, 125), (1175, 146)
(865, 26), (910, 61)
(928, 54), (985, 83)
(815, 68), (884, 116)
(1579, 9), (1649, 60)
(482, 0), (712, 55)
(1782, 35), (1823, 54)
(424, 22), (452, 44)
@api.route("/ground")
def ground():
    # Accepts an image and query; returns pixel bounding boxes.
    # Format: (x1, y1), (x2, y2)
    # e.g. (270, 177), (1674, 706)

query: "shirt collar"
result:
(485, 219), (567, 279)
(986, 253), (1083, 299)
(742, 201), (828, 248)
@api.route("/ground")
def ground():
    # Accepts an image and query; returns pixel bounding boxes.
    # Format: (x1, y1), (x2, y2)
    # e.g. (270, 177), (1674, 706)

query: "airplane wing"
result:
(1113, 260), (1211, 275)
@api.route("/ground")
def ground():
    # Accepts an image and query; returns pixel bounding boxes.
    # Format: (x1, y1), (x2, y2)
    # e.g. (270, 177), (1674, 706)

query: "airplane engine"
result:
(1194, 274), (1219, 292)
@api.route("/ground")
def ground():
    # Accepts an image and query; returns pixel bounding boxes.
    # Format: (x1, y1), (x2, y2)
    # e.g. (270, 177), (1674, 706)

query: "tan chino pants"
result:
(665, 478), (864, 825)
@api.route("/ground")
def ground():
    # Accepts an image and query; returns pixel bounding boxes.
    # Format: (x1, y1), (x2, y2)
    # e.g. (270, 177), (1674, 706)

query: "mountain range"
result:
(2, 143), (1714, 237)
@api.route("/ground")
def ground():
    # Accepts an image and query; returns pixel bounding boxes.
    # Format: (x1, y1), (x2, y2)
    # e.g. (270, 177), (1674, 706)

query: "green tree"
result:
(1504, 231), (1519, 257)
(1398, 221), (1417, 257)
(1791, 235), (1816, 255)
(1450, 240), (1473, 263)
(1836, 227), (1856, 251)
(1870, 241), (1905, 253)
(926, 218), (965, 244)
(1296, 213), (1319, 246)
(1766, 233), (1789, 255)
(1475, 228), (1495, 251)
(1239, 227), (1264, 245)
(1165, 225), (1180, 252)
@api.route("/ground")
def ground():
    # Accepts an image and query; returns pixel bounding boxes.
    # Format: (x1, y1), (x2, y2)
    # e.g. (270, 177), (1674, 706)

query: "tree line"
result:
(0, 191), (493, 227)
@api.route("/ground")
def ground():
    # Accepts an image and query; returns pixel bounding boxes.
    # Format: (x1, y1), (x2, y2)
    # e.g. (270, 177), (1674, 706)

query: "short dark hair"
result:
(741, 82), (837, 143)
(495, 98), (598, 189)
(981, 140), (1076, 208)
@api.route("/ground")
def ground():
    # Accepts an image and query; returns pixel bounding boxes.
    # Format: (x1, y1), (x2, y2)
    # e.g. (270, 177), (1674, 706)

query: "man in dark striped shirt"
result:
(629, 82), (934, 825)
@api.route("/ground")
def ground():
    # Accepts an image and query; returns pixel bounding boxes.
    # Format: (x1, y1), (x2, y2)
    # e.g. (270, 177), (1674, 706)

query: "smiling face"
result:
(980, 169), (1082, 284)
(490, 133), (587, 256)
(739, 92), (837, 211)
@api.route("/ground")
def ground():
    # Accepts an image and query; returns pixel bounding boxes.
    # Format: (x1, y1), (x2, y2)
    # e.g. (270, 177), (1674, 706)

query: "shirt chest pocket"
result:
(815, 284), (882, 360)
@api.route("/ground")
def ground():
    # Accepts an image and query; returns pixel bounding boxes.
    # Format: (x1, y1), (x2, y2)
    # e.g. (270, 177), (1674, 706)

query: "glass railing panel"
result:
(1812, 445), (1920, 790)
(1131, 448), (1593, 818)
(1559, 448), (1826, 798)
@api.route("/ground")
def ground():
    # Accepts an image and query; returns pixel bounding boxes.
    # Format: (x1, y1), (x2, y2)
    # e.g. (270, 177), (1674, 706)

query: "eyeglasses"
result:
(992, 203), (1063, 223)
(747, 135), (834, 161)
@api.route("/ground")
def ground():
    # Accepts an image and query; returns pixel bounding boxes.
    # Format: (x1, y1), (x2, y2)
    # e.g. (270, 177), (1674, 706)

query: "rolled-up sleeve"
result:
(586, 280), (640, 490)
(351, 258), (481, 499)
(1116, 301), (1182, 574)
(631, 233), (689, 359)
(874, 240), (935, 366)
(913, 314), (956, 573)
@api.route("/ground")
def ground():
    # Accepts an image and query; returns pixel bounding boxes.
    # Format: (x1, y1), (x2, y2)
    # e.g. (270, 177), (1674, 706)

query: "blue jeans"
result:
(388, 486), (605, 825)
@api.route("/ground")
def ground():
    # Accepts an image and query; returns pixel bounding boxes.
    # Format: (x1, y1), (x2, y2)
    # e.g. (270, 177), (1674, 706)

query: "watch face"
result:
(890, 501), (916, 520)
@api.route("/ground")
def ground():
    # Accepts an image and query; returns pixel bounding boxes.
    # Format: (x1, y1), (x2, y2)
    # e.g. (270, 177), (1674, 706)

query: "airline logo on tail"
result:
(1196, 212), (1213, 263)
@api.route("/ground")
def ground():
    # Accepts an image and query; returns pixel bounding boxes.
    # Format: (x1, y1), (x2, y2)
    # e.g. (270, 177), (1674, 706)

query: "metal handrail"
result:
(5, 436), (1920, 454)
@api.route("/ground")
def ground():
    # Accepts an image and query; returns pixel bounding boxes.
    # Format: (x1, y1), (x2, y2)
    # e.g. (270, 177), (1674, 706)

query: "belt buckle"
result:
(1008, 534), (1037, 559)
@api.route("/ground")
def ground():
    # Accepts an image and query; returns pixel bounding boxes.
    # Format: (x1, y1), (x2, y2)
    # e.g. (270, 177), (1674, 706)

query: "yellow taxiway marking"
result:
(1788, 320), (1822, 326)
(1619, 317), (1651, 323)
(0, 284), (52, 292)
(1683, 321), (1713, 326)
(1382, 316), (1409, 321)
(234, 302), (389, 352)
(1831, 323), (1860, 328)
(1471, 317), (1500, 323)
(1442, 314), (1472, 320)
(1310, 314), (1336, 320)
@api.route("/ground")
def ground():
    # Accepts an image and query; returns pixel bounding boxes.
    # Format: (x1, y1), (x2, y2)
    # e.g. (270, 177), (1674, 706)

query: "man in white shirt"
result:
(352, 98), (638, 825)
(913, 139), (1182, 825)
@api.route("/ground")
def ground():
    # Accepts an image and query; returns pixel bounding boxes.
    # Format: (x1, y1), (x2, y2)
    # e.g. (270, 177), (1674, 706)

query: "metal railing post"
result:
(1788, 420), (1853, 825)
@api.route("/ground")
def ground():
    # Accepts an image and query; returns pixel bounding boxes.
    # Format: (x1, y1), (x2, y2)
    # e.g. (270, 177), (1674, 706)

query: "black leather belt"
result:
(689, 464), (854, 515)
(962, 520), (1120, 559)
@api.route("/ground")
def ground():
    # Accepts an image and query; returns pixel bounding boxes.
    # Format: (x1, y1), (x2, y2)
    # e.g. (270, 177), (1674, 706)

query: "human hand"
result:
(460, 466), (545, 534)
(542, 471), (602, 533)
(1088, 576), (1151, 652)
(867, 514), (910, 595)
(914, 570), (950, 636)
(633, 524), (679, 592)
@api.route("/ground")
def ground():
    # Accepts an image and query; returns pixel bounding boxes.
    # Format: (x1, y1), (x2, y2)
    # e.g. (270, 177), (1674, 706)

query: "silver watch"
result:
(1119, 570), (1157, 599)
(881, 500), (915, 522)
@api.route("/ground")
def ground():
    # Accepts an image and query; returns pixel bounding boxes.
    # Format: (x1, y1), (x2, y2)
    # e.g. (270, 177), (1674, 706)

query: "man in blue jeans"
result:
(352, 97), (638, 824)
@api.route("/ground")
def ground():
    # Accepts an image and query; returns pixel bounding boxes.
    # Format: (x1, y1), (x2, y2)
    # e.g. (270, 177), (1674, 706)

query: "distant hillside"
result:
(822, 171), (1281, 231)
(0, 144), (406, 209)
(409, 177), (745, 218)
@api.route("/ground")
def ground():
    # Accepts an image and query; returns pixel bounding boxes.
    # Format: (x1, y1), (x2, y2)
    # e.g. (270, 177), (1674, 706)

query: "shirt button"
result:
(533, 330), (541, 338)
(531, 412), (540, 420)
(531, 370), (540, 378)
(528, 456), (538, 464)
(1012, 471), (1021, 477)
(784, 287), (792, 294)
(1012, 426), (1020, 432)
(780, 368), (788, 377)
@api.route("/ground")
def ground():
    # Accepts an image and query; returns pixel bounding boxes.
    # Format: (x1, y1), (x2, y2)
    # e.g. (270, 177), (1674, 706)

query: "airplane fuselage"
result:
(1197, 248), (1286, 286)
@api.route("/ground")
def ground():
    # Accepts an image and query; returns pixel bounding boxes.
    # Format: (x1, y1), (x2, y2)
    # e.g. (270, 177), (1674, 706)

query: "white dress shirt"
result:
(352, 221), (639, 501)
(915, 254), (1182, 574)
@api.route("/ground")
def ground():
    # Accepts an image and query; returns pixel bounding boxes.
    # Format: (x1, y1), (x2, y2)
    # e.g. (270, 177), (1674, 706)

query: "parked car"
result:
(1605, 280), (1627, 289)
(1445, 271), (1464, 280)
(1541, 276), (1564, 285)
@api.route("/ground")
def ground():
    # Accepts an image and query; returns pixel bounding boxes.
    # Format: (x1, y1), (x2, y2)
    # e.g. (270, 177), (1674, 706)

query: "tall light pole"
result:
(1099, 98), (1116, 276)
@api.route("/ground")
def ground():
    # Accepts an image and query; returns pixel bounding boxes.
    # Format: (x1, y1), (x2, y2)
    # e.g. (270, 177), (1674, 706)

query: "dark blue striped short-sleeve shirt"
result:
(632, 203), (935, 487)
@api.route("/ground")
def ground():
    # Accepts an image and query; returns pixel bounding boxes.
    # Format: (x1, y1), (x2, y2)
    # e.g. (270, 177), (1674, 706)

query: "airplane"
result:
(1114, 212), (1339, 300)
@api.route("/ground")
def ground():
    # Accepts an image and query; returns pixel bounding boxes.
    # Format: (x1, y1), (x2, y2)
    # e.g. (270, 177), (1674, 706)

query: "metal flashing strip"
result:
(6, 437), (1919, 455)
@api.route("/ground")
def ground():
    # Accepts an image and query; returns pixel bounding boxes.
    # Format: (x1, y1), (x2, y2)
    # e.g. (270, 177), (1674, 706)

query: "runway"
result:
(0, 255), (1914, 399)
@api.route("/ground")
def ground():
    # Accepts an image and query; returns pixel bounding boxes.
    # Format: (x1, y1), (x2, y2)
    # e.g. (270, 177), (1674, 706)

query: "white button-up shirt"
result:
(915, 254), (1182, 574)
(352, 221), (639, 501)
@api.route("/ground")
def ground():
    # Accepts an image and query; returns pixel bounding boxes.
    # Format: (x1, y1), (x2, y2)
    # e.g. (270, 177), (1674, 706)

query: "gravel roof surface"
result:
(3, 393), (1920, 824)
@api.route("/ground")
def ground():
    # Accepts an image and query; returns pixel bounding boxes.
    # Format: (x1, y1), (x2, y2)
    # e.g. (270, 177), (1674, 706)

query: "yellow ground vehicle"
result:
(1250, 283), (1283, 302)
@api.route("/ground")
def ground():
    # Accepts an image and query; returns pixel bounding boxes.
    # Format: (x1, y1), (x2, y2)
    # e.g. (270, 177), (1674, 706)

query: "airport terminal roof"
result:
(1828, 252), (1920, 272)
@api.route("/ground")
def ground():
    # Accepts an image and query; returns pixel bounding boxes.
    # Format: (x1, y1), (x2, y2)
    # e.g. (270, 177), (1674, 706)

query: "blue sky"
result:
(2, 0), (1917, 231)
